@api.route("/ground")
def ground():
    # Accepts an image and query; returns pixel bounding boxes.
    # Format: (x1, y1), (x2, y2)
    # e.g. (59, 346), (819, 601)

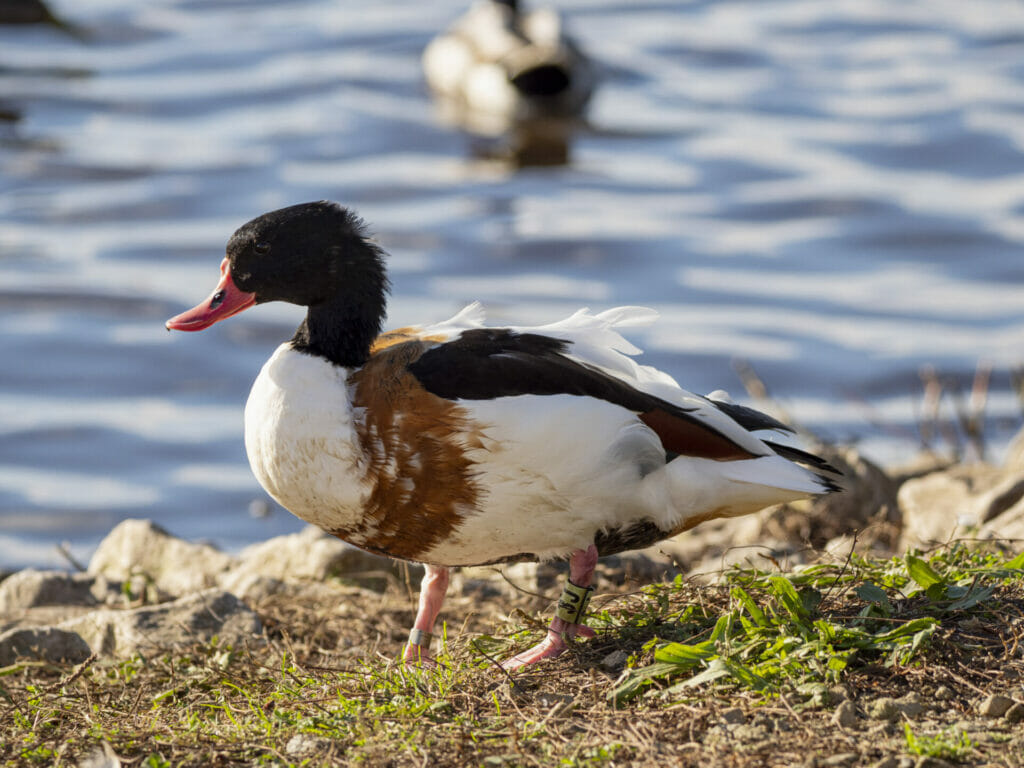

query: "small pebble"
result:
(832, 700), (857, 728)
(867, 697), (899, 721)
(720, 707), (745, 725)
(537, 692), (573, 709)
(829, 685), (850, 703)
(600, 649), (629, 672)
(285, 734), (330, 758)
(933, 685), (954, 701)
(1005, 702), (1024, 724)
(896, 692), (923, 717)
(978, 694), (1014, 718)
(822, 753), (858, 766)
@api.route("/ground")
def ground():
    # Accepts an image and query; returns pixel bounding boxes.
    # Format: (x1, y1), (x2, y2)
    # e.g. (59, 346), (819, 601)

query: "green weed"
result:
(612, 546), (1021, 703)
(904, 724), (974, 761)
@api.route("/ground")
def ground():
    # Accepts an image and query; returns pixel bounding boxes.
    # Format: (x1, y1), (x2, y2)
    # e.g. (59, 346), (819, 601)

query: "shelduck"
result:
(423, 0), (596, 134)
(167, 201), (840, 669)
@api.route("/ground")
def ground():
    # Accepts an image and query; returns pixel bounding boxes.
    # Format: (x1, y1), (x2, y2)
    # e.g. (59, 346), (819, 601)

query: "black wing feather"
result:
(407, 328), (762, 461)
(407, 329), (670, 411)
(709, 400), (795, 434)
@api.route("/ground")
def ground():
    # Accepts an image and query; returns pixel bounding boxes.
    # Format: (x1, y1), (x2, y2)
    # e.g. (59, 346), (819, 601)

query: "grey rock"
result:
(88, 519), (235, 596)
(867, 697), (900, 721)
(61, 588), (261, 657)
(896, 692), (923, 717)
(829, 685), (850, 703)
(720, 707), (745, 725)
(217, 571), (288, 603)
(979, 488), (1024, 540)
(460, 561), (563, 595)
(600, 649), (629, 673)
(285, 734), (332, 758)
(871, 758), (898, 768)
(1005, 702), (1024, 723)
(804, 447), (900, 546)
(977, 475), (1024, 523)
(933, 685), (955, 701)
(798, 682), (830, 707)
(0, 626), (91, 665)
(832, 699), (858, 728)
(537, 692), (574, 709)
(898, 465), (1002, 550)
(0, 569), (117, 614)
(978, 694), (1014, 717)
(228, 525), (401, 590)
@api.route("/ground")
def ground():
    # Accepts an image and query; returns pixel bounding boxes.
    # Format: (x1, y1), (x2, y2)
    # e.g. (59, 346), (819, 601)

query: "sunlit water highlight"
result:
(2, 0), (1023, 568)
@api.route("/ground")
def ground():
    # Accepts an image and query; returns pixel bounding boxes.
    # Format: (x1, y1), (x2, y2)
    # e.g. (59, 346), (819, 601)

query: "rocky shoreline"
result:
(3, 438), (1024, 670)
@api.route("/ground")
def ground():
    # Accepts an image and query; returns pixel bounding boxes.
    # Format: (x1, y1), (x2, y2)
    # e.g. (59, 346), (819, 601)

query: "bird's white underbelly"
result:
(419, 394), (668, 564)
(244, 345), (367, 532)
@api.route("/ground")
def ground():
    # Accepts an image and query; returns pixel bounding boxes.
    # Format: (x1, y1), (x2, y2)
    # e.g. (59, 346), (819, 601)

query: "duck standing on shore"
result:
(167, 201), (840, 669)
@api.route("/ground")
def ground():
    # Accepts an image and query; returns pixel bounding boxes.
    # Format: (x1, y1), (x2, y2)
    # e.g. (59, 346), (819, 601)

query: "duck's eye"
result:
(254, 241), (271, 255)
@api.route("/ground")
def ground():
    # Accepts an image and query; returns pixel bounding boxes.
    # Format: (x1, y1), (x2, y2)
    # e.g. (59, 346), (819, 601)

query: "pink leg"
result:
(501, 545), (599, 670)
(403, 564), (450, 664)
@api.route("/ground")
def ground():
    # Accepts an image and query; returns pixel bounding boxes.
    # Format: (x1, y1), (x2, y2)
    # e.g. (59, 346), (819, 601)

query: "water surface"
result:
(2, 0), (1023, 568)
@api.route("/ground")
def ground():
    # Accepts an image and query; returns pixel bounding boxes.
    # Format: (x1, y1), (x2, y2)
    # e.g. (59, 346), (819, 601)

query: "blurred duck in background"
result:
(423, 0), (597, 165)
(0, 0), (60, 25)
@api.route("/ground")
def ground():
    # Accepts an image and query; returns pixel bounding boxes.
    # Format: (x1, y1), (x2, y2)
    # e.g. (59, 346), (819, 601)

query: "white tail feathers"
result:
(651, 455), (827, 532)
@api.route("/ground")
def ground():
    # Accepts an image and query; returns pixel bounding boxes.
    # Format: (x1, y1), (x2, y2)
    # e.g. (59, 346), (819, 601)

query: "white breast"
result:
(244, 344), (368, 531)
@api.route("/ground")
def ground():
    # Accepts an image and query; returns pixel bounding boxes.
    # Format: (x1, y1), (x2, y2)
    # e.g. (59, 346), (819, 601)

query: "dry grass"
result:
(2, 543), (1024, 767)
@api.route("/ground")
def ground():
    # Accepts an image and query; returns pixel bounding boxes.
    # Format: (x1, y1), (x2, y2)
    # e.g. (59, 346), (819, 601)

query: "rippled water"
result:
(2, 0), (1024, 568)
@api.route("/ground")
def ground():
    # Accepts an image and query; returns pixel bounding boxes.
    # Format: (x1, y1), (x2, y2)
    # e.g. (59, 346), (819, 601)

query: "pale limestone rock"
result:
(867, 697), (899, 721)
(832, 699), (857, 728)
(979, 489), (1024, 541)
(896, 692), (923, 717)
(88, 519), (235, 596)
(899, 463), (1024, 549)
(216, 571), (290, 603)
(61, 588), (261, 657)
(897, 464), (1003, 549)
(0, 626), (92, 665)
(0, 568), (102, 613)
(285, 734), (332, 759)
(456, 560), (561, 596)
(219, 569), (369, 605)
(977, 694), (1014, 718)
(227, 525), (395, 586)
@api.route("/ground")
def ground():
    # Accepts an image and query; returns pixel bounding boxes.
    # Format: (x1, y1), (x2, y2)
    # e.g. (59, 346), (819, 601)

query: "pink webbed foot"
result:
(500, 619), (596, 670)
(403, 639), (436, 666)
(500, 544), (599, 670)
